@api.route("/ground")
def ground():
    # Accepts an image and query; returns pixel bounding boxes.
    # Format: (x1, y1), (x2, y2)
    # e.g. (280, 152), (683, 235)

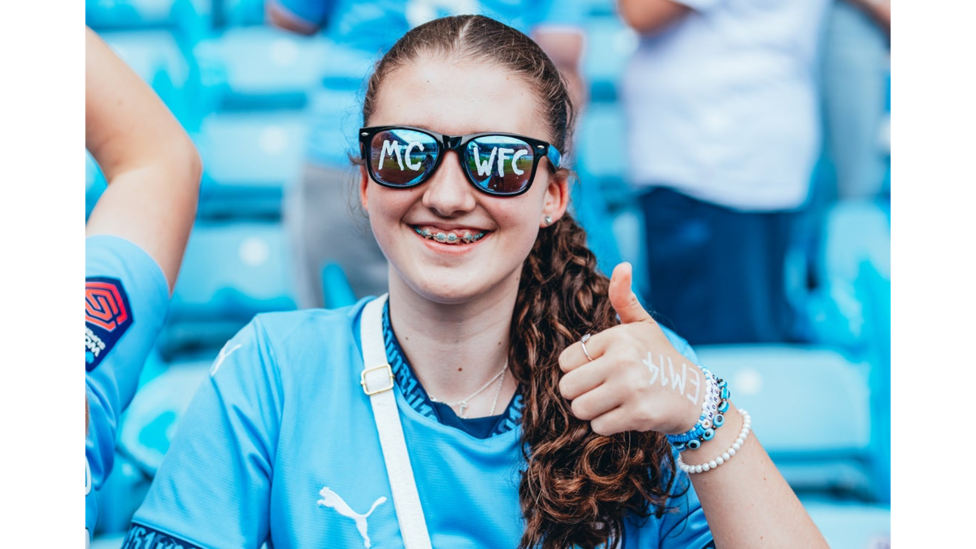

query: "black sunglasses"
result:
(359, 125), (562, 197)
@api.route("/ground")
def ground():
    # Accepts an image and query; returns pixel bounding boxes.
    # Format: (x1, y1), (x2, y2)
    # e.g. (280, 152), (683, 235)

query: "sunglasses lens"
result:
(369, 128), (440, 187)
(464, 136), (536, 195)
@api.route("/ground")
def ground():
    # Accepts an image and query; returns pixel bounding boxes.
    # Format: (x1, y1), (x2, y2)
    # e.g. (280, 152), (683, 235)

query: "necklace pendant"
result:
(458, 402), (468, 417)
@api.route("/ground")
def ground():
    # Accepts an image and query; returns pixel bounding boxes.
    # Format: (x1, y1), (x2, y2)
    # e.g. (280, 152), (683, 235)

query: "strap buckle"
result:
(361, 363), (395, 396)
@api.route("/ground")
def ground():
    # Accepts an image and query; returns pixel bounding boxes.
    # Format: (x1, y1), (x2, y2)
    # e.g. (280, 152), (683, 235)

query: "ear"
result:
(541, 170), (570, 227)
(359, 165), (370, 211)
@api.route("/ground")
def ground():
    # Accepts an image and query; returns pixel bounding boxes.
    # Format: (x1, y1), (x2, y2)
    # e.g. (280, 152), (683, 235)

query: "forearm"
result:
(616, 0), (690, 35)
(682, 404), (828, 547)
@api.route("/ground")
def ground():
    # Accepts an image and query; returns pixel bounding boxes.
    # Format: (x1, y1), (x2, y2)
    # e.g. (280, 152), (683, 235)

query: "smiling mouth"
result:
(413, 226), (488, 245)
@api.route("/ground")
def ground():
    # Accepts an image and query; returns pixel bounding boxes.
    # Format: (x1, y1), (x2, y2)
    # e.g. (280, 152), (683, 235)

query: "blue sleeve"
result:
(123, 318), (283, 549)
(270, 0), (337, 28)
(86, 235), (169, 489)
(658, 472), (713, 547)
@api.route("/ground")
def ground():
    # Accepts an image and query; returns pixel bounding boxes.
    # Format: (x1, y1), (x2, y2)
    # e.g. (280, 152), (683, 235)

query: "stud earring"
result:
(544, 215), (553, 225)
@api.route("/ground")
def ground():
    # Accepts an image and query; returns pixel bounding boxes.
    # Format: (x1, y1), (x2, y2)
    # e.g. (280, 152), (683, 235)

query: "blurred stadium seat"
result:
(693, 344), (878, 499)
(805, 199), (891, 356)
(576, 102), (628, 196)
(158, 220), (297, 358)
(93, 354), (211, 536)
(581, 15), (638, 102)
(574, 101), (649, 298)
(194, 109), (309, 218)
(322, 262), (357, 310)
(803, 497), (890, 549)
(86, 0), (181, 29)
(193, 26), (329, 111)
(86, 151), (108, 221)
(219, 0), (267, 27)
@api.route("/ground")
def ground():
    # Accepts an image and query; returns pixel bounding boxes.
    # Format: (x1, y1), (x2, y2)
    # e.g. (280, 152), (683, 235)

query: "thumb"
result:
(609, 262), (653, 324)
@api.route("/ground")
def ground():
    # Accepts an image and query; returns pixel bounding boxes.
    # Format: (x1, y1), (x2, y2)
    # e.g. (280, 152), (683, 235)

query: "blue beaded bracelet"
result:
(667, 368), (731, 452)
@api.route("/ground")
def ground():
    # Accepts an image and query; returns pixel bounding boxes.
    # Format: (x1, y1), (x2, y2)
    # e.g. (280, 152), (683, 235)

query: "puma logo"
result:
(317, 486), (387, 548)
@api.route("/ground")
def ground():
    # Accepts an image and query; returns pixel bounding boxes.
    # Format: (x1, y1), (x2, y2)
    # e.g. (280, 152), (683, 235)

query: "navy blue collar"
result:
(382, 301), (523, 439)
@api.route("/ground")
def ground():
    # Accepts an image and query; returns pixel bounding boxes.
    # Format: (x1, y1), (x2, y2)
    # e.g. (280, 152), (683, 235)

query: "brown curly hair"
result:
(361, 15), (683, 549)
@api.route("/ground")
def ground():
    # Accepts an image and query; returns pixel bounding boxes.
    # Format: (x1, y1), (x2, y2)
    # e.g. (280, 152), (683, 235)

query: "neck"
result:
(387, 275), (519, 407)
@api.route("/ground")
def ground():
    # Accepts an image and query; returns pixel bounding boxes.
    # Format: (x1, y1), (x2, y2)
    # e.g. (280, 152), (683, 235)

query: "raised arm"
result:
(616, 0), (691, 35)
(85, 26), (201, 293)
(559, 263), (829, 547)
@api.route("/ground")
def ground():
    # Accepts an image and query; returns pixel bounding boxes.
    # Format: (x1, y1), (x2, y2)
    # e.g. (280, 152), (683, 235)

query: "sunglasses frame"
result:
(359, 125), (562, 197)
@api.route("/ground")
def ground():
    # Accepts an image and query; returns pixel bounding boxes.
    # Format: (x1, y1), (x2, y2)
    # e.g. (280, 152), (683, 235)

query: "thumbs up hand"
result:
(558, 263), (705, 437)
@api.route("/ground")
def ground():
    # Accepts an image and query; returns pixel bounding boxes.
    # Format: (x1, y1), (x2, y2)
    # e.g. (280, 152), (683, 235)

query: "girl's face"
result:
(360, 57), (569, 305)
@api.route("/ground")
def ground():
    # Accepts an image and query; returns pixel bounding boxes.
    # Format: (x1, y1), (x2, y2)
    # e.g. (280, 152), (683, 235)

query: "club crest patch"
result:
(85, 277), (133, 371)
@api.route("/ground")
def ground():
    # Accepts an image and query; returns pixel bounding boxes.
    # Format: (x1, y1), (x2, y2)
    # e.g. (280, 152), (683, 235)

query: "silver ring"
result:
(580, 333), (594, 362)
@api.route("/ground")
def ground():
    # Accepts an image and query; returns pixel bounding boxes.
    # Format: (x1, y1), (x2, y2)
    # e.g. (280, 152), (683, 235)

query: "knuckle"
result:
(558, 376), (575, 400)
(570, 398), (591, 420)
(590, 417), (612, 436)
(558, 348), (575, 372)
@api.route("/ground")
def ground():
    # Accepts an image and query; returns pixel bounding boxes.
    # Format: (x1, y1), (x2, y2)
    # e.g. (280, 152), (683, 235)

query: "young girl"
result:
(123, 15), (827, 549)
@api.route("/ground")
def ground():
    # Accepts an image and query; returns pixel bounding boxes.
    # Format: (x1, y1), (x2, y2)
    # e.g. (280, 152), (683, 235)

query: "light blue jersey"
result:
(124, 298), (713, 548)
(86, 235), (170, 543)
(270, 0), (585, 165)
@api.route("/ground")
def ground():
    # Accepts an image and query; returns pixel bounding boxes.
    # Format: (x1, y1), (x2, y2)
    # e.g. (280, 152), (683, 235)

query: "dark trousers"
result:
(639, 188), (797, 346)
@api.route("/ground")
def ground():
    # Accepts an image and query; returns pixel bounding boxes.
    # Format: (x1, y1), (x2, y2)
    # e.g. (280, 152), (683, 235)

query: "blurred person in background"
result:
(821, 0), (891, 200)
(85, 26), (202, 545)
(119, 15), (828, 549)
(617, 0), (831, 346)
(266, 0), (587, 307)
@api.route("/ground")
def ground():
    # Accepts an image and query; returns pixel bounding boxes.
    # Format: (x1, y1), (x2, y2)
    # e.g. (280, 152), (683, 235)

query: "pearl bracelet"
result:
(676, 409), (752, 474)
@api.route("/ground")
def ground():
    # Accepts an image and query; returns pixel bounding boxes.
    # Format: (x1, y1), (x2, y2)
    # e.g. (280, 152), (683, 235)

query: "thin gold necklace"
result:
(429, 359), (508, 418)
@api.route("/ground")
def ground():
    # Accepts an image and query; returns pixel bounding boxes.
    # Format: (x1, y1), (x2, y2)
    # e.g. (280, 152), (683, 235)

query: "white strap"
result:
(360, 294), (433, 549)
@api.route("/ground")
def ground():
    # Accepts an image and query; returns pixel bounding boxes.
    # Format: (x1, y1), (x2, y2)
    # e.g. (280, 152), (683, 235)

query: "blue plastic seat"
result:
(803, 496), (890, 549)
(805, 199), (891, 356)
(581, 16), (638, 102)
(86, 151), (108, 221)
(160, 220), (297, 356)
(193, 27), (330, 111)
(321, 262), (357, 310)
(576, 102), (628, 188)
(86, 0), (179, 29)
(574, 102), (649, 297)
(194, 110), (309, 218)
(218, 0), (267, 27)
(692, 344), (882, 500)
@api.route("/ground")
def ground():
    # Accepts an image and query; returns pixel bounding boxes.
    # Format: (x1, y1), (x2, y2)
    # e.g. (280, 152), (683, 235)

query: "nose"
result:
(421, 151), (477, 217)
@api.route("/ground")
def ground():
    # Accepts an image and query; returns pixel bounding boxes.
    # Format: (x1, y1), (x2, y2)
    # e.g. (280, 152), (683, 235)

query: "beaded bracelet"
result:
(677, 409), (751, 474)
(666, 366), (730, 451)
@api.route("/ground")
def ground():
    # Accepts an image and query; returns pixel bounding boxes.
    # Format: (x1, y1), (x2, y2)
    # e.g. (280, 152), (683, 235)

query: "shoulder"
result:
(213, 297), (373, 382)
(248, 297), (371, 346)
